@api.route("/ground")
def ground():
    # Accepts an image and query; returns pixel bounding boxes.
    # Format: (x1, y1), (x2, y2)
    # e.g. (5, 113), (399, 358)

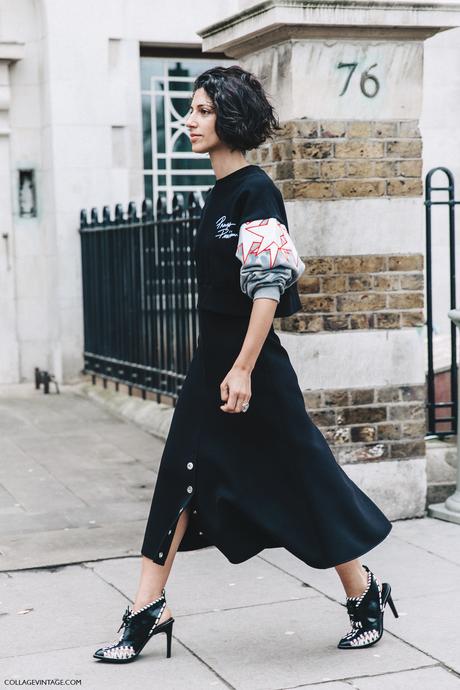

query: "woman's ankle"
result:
(133, 590), (165, 610)
(346, 568), (370, 598)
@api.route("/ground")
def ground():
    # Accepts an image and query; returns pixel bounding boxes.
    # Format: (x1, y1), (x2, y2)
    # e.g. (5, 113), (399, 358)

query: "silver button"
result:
(168, 530), (172, 535)
(187, 485), (193, 493)
(159, 552), (163, 558)
(193, 509), (197, 514)
(187, 462), (194, 470)
(199, 531), (203, 535)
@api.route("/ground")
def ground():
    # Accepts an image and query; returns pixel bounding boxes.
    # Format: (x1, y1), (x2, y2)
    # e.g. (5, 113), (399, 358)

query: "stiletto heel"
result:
(93, 588), (174, 663)
(337, 564), (398, 649)
(387, 591), (399, 618)
(153, 616), (174, 658)
(164, 618), (173, 658)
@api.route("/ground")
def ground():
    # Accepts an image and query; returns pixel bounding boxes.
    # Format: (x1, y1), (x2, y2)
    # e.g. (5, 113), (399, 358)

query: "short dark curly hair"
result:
(192, 65), (280, 154)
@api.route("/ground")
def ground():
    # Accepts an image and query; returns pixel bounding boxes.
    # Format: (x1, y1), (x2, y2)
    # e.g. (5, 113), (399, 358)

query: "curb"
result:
(73, 381), (174, 441)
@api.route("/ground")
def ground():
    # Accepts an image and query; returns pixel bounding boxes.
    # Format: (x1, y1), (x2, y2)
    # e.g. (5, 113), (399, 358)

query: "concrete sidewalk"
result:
(0, 383), (459, 690)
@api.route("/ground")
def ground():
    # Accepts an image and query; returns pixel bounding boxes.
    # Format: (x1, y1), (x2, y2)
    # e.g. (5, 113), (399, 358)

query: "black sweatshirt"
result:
(193, 164), (305, 317)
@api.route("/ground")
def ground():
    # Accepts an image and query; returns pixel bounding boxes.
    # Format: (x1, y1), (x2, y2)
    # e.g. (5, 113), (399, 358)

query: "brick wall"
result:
(303, 383), (426, 464)
(248, 118), (423, 199)
(275, 254), (424, 333)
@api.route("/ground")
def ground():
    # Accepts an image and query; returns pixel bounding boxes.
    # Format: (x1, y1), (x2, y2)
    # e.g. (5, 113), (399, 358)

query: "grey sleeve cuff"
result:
(252, 285), (281, 302)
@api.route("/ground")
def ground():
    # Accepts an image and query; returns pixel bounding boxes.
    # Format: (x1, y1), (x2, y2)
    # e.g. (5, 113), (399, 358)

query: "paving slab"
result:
(295, 683), (352, 690)
(0, 644), (228, 690)
(384, 588), (460, 674)
(260, 532), (460, 603)
(0, 563), (131, 658)
(0, 521), (147, 571)
(349, 665), (460, 690)
(88, 548), (321, 618)
(390, 516), (460, 565)
(176, 597), (434, 690)
(0, 386), (164, 571)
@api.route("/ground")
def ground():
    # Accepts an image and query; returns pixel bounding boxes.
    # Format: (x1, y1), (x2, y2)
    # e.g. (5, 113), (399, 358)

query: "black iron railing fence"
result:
(79, 193), (204, 403)
(79, 169), (458, 422)
(425, 167), (459, 436)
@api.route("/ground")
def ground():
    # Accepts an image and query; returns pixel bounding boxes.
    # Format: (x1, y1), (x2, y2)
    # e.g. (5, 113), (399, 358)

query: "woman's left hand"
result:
(220, 365), (252, 414)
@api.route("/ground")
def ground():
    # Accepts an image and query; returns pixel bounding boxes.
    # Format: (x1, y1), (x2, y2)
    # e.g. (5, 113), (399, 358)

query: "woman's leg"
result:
(335, 558), (371, 597)
(132, 505), (191, 623)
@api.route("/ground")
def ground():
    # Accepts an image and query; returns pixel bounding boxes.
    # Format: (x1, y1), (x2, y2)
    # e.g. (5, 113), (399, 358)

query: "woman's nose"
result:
(185, 112), (197, 128)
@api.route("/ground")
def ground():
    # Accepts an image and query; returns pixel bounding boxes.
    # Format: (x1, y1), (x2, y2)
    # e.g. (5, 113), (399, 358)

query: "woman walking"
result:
(93, 65), (398, 664)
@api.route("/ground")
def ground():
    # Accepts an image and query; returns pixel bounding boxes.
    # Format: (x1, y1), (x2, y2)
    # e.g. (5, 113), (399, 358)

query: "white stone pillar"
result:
(198, 1), (460, 518)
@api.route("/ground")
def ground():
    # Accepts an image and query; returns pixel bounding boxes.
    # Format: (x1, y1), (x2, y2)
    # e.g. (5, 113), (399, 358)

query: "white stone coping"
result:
(286, 198), (425, 256)
(280, 327), (426, 389)
(198, 0), (460, 53)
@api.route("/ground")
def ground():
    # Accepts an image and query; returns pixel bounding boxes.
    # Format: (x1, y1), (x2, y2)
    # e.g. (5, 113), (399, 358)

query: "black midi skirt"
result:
(140, 308), (392, 569)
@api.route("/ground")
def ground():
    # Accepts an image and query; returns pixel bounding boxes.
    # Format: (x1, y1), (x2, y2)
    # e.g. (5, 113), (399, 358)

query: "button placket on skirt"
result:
(155, 455), (202, 564)
(142, 332), (211, 566)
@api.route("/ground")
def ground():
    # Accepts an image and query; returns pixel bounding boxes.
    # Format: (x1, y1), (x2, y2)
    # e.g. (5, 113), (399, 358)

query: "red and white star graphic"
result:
(237, 218), (300, 269)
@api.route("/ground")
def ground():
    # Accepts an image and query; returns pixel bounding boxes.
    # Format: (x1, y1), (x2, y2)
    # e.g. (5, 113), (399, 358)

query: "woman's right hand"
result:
(219, 365), (251, 414)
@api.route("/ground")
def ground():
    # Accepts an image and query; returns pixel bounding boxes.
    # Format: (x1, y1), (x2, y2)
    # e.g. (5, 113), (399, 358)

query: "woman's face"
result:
(185, 87), (221, 153)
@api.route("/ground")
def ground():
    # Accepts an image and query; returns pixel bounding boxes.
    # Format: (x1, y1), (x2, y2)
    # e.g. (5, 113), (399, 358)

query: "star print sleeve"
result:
(235, 217), (306, 302)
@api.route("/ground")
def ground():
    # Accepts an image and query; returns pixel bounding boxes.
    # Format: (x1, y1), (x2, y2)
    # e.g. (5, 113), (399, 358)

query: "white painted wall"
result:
(2, 0), (235, 383)
(0, 0), (459, 383)
(0, 0), (41, 383)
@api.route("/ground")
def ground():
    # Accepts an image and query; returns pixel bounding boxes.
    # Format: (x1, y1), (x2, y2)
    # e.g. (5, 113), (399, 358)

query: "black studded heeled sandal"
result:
(93, 588), (174, 663)
(337, 564), (399, 649)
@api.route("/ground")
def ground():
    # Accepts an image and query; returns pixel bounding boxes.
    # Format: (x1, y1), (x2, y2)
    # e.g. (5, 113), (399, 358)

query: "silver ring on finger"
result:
(241, 401), (250, 413)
